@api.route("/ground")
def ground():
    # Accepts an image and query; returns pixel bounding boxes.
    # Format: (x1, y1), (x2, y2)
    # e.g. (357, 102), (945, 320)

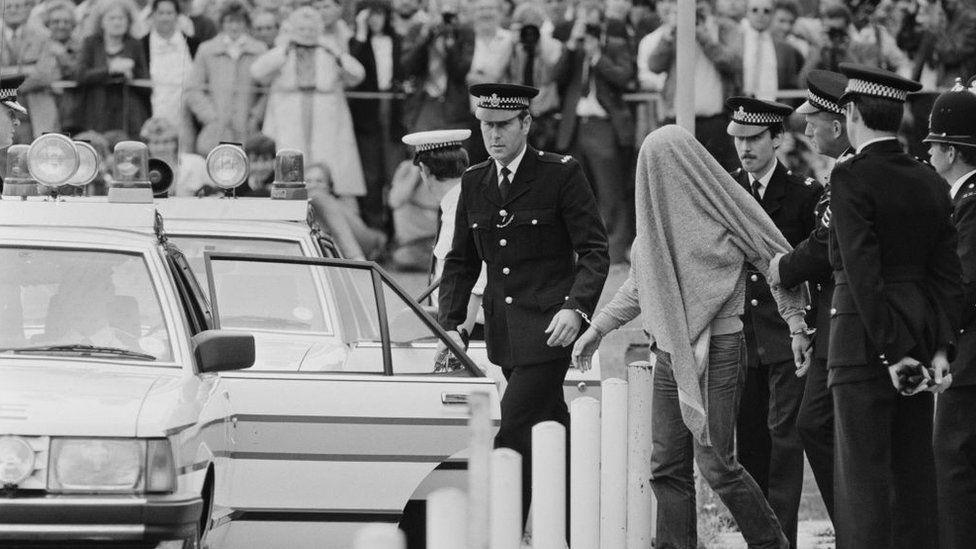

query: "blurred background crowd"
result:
(2, 0), (974, 267)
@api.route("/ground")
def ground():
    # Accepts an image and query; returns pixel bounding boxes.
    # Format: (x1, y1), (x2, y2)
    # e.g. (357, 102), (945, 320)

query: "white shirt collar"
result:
(495, 144), (528, 185)
(856, 136), (898, 154)
(749, 159), (778, 198)
(950, 168), (976, 200)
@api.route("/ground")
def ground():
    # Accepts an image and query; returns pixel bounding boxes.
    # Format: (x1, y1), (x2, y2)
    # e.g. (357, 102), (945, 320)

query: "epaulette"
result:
(730, 167), (744, 178)
(805, 177), (816, 186)
(464, 159), (492, 173)
(960, 181), (976, 202)
(537, 150), (575, 164)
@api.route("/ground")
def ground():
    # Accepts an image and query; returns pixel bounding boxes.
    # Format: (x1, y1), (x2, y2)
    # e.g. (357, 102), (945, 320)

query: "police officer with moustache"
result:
(767, 69), (851, 521)
(923, 80), (976, 549)
(726, 96), (822, 549)
(438, 83), (609, 526)
(829, 63), (962, 549)
(0, 75), (28, 191)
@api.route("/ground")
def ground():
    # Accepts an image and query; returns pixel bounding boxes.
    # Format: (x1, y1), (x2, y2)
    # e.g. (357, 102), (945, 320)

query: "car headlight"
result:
(0, 436), (36, 485)
(48, 438), (175, 494)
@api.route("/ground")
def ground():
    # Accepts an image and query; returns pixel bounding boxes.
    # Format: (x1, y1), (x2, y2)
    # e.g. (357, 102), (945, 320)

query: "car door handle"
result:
(441, 392), (469, 405)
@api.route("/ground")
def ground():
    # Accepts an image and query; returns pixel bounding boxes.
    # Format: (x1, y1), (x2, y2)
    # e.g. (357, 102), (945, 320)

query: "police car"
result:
(1, 136), (497, 548)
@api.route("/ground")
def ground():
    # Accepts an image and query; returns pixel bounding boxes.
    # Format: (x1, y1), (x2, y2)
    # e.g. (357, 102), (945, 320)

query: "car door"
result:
(201, 253), (500, 548)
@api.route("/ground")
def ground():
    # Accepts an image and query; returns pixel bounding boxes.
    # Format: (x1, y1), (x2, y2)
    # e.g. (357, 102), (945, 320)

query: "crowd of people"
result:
(3, 0), (974, 268)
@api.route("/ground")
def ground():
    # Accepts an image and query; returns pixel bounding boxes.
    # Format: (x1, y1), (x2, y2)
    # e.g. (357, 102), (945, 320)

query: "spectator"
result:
(605, 0), (644, 54)
(717, 0), (748, 19)
(349, 0), (403, 230)
(771, 0), (810, 58)
(72, 130), (113, 195)
(802, 1), (910, 77)
(399, 0), (476, 154)
(553, 0), (635, 265)
(466, 0), (513, 161)
(505, 2), (563, 149)
(307, 162), (388, 260)
(74, 0), (151, 138)
(636, 0), (674, 91)
(178, 0), (217, 43)
(139, 117), (208, 196)
(185, 0), (266, 155)
(142, 0), (199, 145)
(251, 10), (279, 49)
(911, 0), (976, 88)
(741, 0), (804, 101)
(390, 0), (429, 39)
(387, 159), (440, 271)
(43, 0), (84, 134)
(2, 0), (61, 141)
(648, 0), (743, 170)
(250, 6), (368, 202)
(238, 132), (275, 196)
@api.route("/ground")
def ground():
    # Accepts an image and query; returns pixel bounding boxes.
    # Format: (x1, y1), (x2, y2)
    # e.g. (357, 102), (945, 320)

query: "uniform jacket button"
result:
(830, 308), (837, 316)
(499, 239), (507, 246)
(500, 209), (508, 217)
(817, 283), (822, 291)
(502, 267), (510, 275)
(472, 223), (478, 228)
(505, 296), (513, 304)
(531, 219), (538, 225)
(750, 299), (758, 307)
(750, 274), (758, 282)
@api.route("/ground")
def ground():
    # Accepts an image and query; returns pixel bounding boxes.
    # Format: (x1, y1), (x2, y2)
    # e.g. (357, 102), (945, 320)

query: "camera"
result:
(519, 24), (540, 47)
(826, 26), (848, 43)
(442, 11), (457, 25)
(584, 23), (602, 39)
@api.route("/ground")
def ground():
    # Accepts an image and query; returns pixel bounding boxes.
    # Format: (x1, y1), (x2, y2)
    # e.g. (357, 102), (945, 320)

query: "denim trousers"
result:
(650, 332), (788, 549)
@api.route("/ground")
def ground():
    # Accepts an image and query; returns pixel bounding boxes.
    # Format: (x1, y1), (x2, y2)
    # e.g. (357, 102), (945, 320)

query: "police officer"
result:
(767, 70), (851, 521)
(0, 75), (27, 191)
(727, 96), (822, 549)
(438, 83), (610, 526)
(923, 80), (976, 549)
(829, 63), (962, 549)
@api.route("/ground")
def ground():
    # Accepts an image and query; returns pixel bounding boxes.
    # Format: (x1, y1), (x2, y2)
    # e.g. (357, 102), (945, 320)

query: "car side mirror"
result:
(193, 330), (255, 373)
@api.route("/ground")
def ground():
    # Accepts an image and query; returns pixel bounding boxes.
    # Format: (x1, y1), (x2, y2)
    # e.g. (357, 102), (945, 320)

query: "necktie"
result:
(499, 166), (512, 201)
(580, 58), (591, 98)
(751, 179), (762, 202)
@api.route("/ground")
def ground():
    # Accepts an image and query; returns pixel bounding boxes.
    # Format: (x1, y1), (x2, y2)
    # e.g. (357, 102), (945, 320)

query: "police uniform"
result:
(725, 97), (823, 549)
(774, 70), (850, 522)
(923, 81), (976, 549)
(828, 64), (962, 549)
(438, 84), (610, 523)
(0, 75), (28, 192)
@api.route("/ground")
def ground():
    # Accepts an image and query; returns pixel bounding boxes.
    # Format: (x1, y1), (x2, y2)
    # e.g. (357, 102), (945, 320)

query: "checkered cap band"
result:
(846, 78), (908, 102)
(731, 108), (785, 126)
(807, 90), (843, 114)
(415, 141), (464, 152)
(0, 88), (17, 101)
(477, 93), (530, 110)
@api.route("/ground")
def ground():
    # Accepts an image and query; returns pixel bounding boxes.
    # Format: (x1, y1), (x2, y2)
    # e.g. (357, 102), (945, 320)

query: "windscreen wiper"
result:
(0, 344), (157, 361)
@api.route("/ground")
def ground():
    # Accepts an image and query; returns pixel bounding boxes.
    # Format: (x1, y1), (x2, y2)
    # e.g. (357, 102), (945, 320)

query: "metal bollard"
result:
(600, 378), (628, 549)
(468, 391), (493, 549)
(490, 448), (522, 549)
(427, 488), (467, 549)
(571, 397), (601, 549)
(627, 360), (655, 548)
(532, 421), (567, 549)
(352, 524), (406, 549)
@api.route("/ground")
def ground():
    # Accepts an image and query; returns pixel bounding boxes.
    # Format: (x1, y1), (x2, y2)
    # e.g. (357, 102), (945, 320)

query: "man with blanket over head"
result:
(574, 125), (809, 549)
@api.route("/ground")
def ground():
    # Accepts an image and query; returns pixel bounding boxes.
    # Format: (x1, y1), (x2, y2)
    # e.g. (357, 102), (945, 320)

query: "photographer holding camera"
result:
(801, 2), (909, 79)
(506, 2), (563, 149)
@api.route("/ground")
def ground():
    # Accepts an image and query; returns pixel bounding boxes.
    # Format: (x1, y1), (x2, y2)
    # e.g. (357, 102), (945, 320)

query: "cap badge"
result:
(490, 93), (501, 108)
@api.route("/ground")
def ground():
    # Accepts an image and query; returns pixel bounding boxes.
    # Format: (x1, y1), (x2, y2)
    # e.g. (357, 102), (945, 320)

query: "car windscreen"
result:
(169, 236), (304, 282)
(0, 247), (174, 362)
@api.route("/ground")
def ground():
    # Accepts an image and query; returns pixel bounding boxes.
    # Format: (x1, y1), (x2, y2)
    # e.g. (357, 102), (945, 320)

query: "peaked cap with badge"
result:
(0, 74), (28, 116)
(796, 70), (848, 116)
(403, 129), (472, 164)
(837, 63), (922, 105)
(726, 97), (794, 138)
(923, 79), (976, 149)
(469, 83), (539, 122)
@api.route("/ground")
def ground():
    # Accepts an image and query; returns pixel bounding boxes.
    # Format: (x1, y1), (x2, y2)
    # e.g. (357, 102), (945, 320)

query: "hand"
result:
(569, 18), (587, 42)
(571, 327), (602, 371)
(791, 333), (813, 377)
(926, 350), (952, 394)
(768, 253), (784, 286)
(108, 57), (134, 78)
(545, 309), (582, 347)
(436, 329), (465, 355)
(355, 9), (370, 41)
(582, 35), (601, 59)
(888, 356), (931, 396)
(694, 23), (712, 45)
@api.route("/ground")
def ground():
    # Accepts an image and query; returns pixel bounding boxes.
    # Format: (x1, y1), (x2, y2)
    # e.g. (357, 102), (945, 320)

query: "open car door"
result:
(201, 253), (500, 548)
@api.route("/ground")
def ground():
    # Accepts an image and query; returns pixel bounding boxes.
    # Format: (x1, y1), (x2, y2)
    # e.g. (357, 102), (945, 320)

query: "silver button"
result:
(500, 209), (508, 217)
(505, 296), (513, 304)
(750, 299), (758, 307)
(532, 219), (538, 225)
(499, 239), (507, 246)
(502, 267), (510, 275)
(960, 329), (966, 334)
(830, 308), (837, 316)
(472, 223), (479, 228)
(817, 284), (822, 291)
(805, 305), (812, 310)
(750, 274), (758, 282)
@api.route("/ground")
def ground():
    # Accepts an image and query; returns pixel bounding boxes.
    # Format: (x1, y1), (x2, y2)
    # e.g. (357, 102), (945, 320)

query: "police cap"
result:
(837, 63), (922, 105)
(470, 83), (539, 122)
(725, 97), (794, 138)
(0, 74), (27, 115)
(796, 70), (848, 115)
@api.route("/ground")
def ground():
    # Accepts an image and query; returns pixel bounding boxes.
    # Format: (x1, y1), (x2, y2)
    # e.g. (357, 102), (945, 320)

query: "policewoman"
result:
(726, 96), (822, 549)
(0, 75), (28, 190)
(438, 83), (609, 526)
(829, 63), (962, 549)
(923, 80), (976, 549)
(768, 69), (851, 521)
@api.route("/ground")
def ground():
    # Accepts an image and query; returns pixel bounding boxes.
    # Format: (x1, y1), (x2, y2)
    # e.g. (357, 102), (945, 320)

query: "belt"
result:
(834, 265), (927, 285)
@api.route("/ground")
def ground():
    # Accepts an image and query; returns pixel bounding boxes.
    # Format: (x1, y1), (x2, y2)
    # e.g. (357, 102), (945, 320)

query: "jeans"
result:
(650, 332), (788, 549)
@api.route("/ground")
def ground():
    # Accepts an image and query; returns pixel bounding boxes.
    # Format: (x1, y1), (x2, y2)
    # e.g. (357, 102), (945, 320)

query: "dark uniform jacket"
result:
(951, 172), (976, 386)
(827, 139), (962, 385)
(438, 147), (610, 369)
(734, 162), (823, 367)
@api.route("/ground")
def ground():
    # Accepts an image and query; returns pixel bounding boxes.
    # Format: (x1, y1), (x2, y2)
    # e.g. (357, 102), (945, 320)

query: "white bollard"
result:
(571, 397), (601, 549)
(468, 391), (493, 549)
(352, 524), (406, 549)
(427, 488), (467, 549)
(532, 421), (567, 549)
(627, 360), (656, 549)
(490, 448), (522, 549)
(600, 378), (628, 549)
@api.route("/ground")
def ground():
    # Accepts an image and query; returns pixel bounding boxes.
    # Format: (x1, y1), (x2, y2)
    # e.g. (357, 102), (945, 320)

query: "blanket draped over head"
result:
(634, 125), (799, 446)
